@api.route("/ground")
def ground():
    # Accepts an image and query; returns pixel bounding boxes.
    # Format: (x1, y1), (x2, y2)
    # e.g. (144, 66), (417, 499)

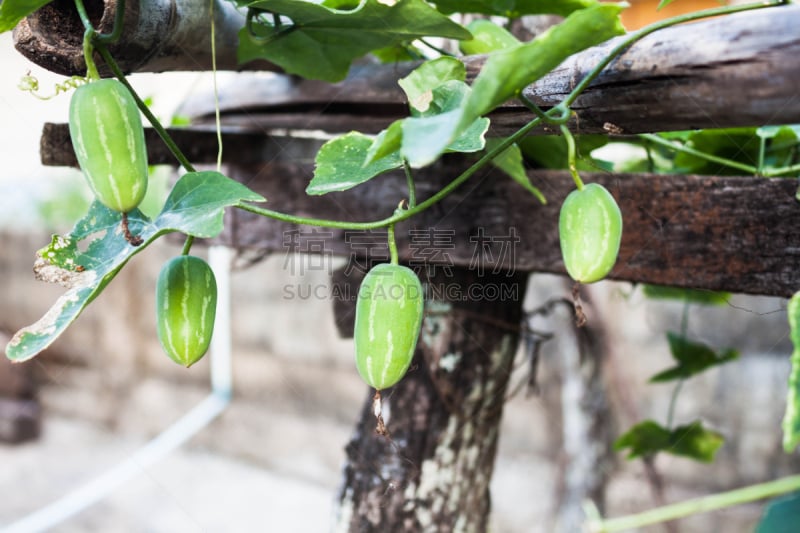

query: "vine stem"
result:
(665, 300), (691, 429)
(81, 29), (100, 81)
(560, 124), (584, 190)
(587, 474), (800, 532)
(210, 0), (223, 172)
(639, 133), (758, 175)
(181, 236), (195, 256)
(403, 160), (417, 208)
(387, 224), (399, 265)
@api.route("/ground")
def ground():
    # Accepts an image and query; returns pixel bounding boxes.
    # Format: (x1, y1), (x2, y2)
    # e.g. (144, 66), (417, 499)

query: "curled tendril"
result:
(19, 72), (88, 100)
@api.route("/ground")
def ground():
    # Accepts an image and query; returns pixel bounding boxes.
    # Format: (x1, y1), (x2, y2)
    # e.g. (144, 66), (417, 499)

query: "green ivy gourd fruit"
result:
(69, 78), (148, 213)
(559, 183), (623, 283)
(354, 263), (424, 391)
(155, 256), (217, 367)
(459, 19), (520, 55)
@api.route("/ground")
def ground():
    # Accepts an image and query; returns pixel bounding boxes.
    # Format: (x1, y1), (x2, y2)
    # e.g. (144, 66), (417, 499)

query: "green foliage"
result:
(236, 0), (470, 82)
(657, 0), (678, 8)
(459, 19), (520, 55)
(782, 291), (800, 452)
(649, 333), (739, 383)
(307, 57), (491, 193)
(484, 139), (546, 204)
(614, 420), (725, 463)
(5, 172), (263, 362)
(430, 0), (600, 18)
(398, 57), (466, 110)
(0, 0), (51, 33)
(463, 4), (625, 126)
(642, 284), (730, 306)
(755, 491), (800, 533)
(306, 132), (403, 195)
(392, 4), (625, 172)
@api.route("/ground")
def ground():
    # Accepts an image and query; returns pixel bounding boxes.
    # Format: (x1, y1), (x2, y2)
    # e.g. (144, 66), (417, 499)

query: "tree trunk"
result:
(333, 267), (528, 532)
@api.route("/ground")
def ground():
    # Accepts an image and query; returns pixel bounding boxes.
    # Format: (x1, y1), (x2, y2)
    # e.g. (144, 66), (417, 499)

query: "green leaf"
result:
(614, 420), (724, 463)
(0, 0), (52, 33)
(366, 120), (404, 164)
(5, 172), (263, 362)
(400, 81), (489, 167)
(463, 4), (626, 127)
(398, 57), (466, 114)
(756, 491), (800, 533)
(667, 423), (725, 463)
(641, 284), (731, 306)
(649, 333), (739, 383)
(485, 139), (546, 204)
(430, 0), (600, 17)
(782, 291), (800, 452)
(236, 0), (470, 82)
(614, 420), (670, 459)
(370, 77), (490, 169)
(307, 132), (403, 195)
(657, 0), (677, 8)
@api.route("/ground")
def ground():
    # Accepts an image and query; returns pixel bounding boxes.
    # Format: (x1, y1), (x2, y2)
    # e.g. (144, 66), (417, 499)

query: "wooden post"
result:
(0, 333), (40, 444)
(333, 267), (528, 532)
(13, 0), (260, 75)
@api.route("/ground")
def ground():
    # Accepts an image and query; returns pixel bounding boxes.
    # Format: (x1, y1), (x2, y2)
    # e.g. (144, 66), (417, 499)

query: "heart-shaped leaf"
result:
(6, 171), (263, 362)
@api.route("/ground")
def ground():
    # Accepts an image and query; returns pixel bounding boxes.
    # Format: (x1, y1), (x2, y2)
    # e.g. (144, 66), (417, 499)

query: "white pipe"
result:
(1, 245), (234, 533)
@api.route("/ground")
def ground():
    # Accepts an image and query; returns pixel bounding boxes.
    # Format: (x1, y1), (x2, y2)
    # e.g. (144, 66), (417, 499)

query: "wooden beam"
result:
(13, 0), (270, 76)
(39, 122), (321, 167)
(17, 4), (800, 134)
(39, 121), (800, 296)
(178, 3), (800, 136)
(217, 158), (800, 298)
(39, 123), (800, 296)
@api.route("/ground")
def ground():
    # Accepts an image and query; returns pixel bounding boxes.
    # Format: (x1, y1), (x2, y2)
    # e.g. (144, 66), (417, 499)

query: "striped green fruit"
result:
(559, 183), (623, 283)
(69, 78), (148, 213)
(155, 256), (217, 367)
(459, 19), (520, 55)
(354, 263), (424, 390)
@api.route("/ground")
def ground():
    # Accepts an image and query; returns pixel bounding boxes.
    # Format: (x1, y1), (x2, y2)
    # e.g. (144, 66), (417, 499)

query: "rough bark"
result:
(333, 267), (527, 532)
(13, 0), (260, 76)
(542, 293), (615, 532)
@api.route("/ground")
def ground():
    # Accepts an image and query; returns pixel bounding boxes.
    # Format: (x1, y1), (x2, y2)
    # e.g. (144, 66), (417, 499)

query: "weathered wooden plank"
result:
(218, 158), (800, 298)
(178, 3), (800, 136)
(40, 122), (321, 167)
(18, 4), (800, 135)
